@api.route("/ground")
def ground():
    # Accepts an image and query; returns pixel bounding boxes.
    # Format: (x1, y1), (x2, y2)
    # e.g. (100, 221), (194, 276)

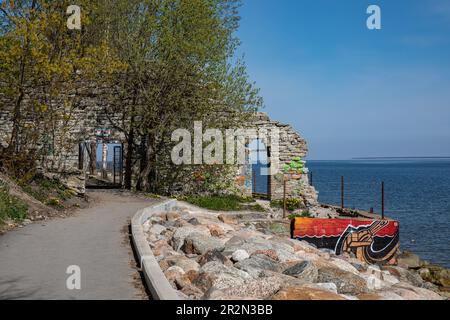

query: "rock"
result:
(283, 261), (318, 283)
(398, 251), (422, 269)
(207, 224), (226, 237)
(392, 282), (444, 300)
(171, 226), (210, 251)
(317, 267), (368, 295)
(329, 258), (360, 275)
(382, 266), (424, 287)
(166, 211), (181, 221)
(231, 249), (250, 263)
(419, 265), (450, 287)
(218, 214), (239, 224)
(159, 255), (201, 273)
(223, 236), (299, 263)
(200, 261), (252, 290)
(164, 266), (185, 288)
(188, 218), (201, 226)
(205, 276), (284, 300)
(177, 290), (190, 300)
(365, 274), (388, 291)
(181, 284), (204, 300)
(357, 293), (383, 301)
(181, 233), (224, 255)
(198, 250), (233, 267)
(271, 286), (346, 300)
(252, 249), (279, 261)
(191, 272), (215, 292)
(151, 240), (173, 257)
(434, 268), (450, 287)
(143, 220), (151, 232)
(175, 273), (193, 289)
(150, 224), (167, 236)
(235, 254), (281, 277)
(304, 283), (338, 294)
(376, 291), (404, 300)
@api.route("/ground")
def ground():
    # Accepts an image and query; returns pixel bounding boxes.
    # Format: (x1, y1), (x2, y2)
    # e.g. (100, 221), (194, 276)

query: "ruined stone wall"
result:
(242, 112), (318, 206)
(1, 86), (318, 205)
(0, 82), (128, 194)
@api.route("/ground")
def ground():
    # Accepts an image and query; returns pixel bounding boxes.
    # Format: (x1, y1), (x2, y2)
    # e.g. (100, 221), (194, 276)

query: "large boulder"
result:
(329, 258), (360, 275)
(171, 226), (210, 251)
(317, 267), (368, 295)
(231, 249), (250, 263)
(397, 251), (423, 269)
(283, 261), (318, 283)
(235, 254), (282, 277)
(382, 266), (424, 287)
(391, 282), (444, 300)
(198, 249), (233, 267)
(159, 255), (201, 273)
(200, 261), (252, 290)
(271, 286), (346, 300)
(223, 235), (299, 263)
(205, 276), (284, 300)
(181, 233), (224, 255)
(418, 265), (450, 287)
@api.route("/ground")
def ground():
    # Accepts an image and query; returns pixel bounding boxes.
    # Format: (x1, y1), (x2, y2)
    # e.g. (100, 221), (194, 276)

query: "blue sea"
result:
(307, 159), (450, 268)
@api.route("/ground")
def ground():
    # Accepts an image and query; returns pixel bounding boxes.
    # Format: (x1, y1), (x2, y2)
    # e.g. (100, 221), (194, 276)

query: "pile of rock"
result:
(143, 205), (447, 300)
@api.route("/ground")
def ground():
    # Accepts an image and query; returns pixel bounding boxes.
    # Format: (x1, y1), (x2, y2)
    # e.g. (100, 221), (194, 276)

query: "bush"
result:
(183, 194), (265, 212)
(288, 210), (312, 220)
(270, 198), (303, 211)
(19, 176), (73, 209)
(0, 181), (28, 224)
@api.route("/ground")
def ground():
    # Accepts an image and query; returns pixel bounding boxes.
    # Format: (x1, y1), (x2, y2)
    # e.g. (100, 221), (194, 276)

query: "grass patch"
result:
(270, 198), (303, 211)
(180, 194), (265, 212)
(19, 176), (74, 209)
(0, 181), (28, 224)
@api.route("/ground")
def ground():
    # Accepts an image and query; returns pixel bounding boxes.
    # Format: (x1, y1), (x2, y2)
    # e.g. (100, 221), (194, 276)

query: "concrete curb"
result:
(131, 199), (181, 300)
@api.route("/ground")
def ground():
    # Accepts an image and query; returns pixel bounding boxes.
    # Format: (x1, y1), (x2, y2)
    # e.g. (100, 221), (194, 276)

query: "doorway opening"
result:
(249, 139), (271, 198)
(80, 140), (123, 189)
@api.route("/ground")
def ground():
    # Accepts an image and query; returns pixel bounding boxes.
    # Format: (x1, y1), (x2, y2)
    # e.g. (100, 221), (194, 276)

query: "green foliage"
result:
(271, 198), (303, 211)
(183, 194), (264, 212)
(19, 176), (72, 209)
(288, 211), (312, 220)
(0, 180), (28, 224)
(45, 196), (63, 209)
(282, 156), (305, 175)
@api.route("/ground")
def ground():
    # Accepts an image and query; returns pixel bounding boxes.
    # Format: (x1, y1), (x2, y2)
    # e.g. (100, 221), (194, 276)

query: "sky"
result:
(236, 0), (450, 160)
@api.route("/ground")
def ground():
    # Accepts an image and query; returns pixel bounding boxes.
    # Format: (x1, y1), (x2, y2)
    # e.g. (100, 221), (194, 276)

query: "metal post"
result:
(341, 176), (344, 209)
(253, 170), (256, 194)
(381, 181), (385, 220)
(283, 178), (287, 219)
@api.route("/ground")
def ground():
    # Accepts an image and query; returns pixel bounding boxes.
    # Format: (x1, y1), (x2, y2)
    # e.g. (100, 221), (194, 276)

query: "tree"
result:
(97, 0), (262, 193)
(0, 0), (122, 178)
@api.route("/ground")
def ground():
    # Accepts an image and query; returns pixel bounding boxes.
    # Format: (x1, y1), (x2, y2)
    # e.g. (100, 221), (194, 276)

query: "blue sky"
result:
(236, 0), (450, 159)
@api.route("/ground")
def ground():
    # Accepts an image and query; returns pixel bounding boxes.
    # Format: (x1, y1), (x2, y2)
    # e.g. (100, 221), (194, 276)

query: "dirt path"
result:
(0, 190), (160, 300)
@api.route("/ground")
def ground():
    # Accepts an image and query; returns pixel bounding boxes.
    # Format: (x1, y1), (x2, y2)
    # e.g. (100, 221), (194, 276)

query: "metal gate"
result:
(113, 145), (123, 185)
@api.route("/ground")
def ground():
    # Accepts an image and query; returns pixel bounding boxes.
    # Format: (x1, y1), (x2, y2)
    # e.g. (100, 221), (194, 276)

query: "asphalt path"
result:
(0, 191), (158, 300)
